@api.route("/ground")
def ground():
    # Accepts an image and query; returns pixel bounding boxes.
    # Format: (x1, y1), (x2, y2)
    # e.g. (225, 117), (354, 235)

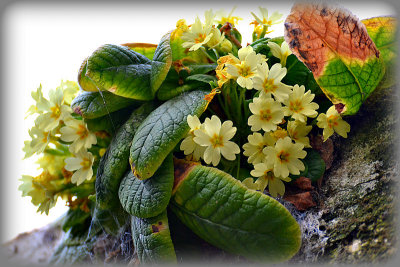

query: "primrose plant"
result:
(20, 2), (394, 265)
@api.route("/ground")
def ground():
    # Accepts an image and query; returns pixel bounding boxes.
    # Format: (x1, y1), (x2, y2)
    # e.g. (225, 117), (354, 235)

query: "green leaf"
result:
(95, 103), (154, 210)
(157, 81), (205, 101)
(130, 90), (209, 179)
(362, 16), (397, 89)
(170, 161), (301, 263)
(62, 208), (91, 232)
(285, 3), (385, 115)
(122, 42), (158, 59)
(85, 44), (154, 100)
(131, 210), (177, 264)
(84, 106), (136, 133)
(151, 32), (172, 93)
(186, 74), (217, 84)
(71, 91), (140, 119)
(119, 154), (174, 218)
(283, 54), (323, 96)
(77, 58), (104, 92)
(303, 149), (325, 182)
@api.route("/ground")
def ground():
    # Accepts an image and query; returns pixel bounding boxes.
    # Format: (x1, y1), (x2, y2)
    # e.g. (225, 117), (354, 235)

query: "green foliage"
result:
(85, 44), (154, 100)
(71, 91), (140, 119)
(170, 164), (301, 263)
(130, 90), (209, 179)
(119, 154), (174, 218)
(151, 32), (173, 93)
(95, 103), (154, 210)
(131, 210), (177, 264)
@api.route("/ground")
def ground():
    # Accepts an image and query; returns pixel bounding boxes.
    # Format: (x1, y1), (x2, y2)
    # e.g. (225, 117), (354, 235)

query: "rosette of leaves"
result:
(52, 27), (303, 265)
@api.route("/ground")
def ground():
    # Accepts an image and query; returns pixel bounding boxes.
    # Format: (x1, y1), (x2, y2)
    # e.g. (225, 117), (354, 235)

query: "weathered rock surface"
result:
(289, 85), (398, 263)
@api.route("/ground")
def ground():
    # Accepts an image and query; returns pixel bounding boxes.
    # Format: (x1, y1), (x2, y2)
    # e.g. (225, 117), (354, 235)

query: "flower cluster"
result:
(180, 115), (240, 166)
(180, 9), (237, 53)
(20, 81), (107, 214)
(212, 44), (350, 197)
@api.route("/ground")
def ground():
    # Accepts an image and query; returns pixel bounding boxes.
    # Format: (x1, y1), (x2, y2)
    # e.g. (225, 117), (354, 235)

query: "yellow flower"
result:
(23, 126), (51, 158)
(248, 96), (284, 132)
(34, 87), (72, 131)
(180, 115), (206, 161)
(283, 84), (319, 122)
(57, 80), (79, 106)
(263, 136), (306, 178)
(60, 118), (97, 153)
(26, 84), (50, 117)
(206, 27), (225, 49)
(19, 171), (58, 215)
(171, 19), (189, 40)
(243, 132), (275, 164)
(251, 7), (283, 36)
(64, 150), (94, 185)
(182, 10), (215, 51)
(251, 7), (283, 28)
(215, 7), (242, 27)
(317, 106), (351, 141)
(225, 46), (266, 89)
(250, 162), (291, 197)
(287, 120), (312, 148)
(253, 62), (292, 102)
(271, 127), (288, 142)
(268, 41), (292, 67)
(194, 115), (240, 166)
(36, 153), (66, 176)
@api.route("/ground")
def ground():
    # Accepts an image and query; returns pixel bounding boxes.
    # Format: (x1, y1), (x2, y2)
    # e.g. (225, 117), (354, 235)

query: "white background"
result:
(1, 1), (394, 242)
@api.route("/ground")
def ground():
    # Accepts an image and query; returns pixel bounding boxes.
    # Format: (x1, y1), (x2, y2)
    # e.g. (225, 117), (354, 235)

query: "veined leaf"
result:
(130, 90), (209, 179)
(170, 160), (301, 263)
(86, 44), (154, 100)
(284, 3), (385, 115)
(119, 154), (174, 218)
(95, 103), (154, 210)
(151, 32), (173, 93)
(77, 58), (103, 92)
(186, 74), (217, 84)
(362, 16), (397, 89)
(131, 210), (177, 264)
(84, 106), (135, 134)
(122, 42), (158, 59)
(71, 91), (140, 119)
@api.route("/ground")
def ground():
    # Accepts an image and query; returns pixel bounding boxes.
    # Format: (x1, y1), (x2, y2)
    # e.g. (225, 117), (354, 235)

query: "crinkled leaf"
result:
(71, 91), (140, 119)
(62, 208), (91, 232)
(119, 154), (174, 218)
(157, 81), (205, 101)
(95, 103), (154, 210)
(84, 106), (135, 134)
(122, 42), (158, 59)
(186, 74), (217, 84)
(151, 32), (173, 93)
(303, 149), (325, 182)
(362, 16), (397, 89)
(86, 44), (154, 100)
(170, 160), (301, 263)
(130, 90), (209, 179)
(77, 58), (104, 92)
(131, 210), (177, 264)
(284, 3), (385, 115)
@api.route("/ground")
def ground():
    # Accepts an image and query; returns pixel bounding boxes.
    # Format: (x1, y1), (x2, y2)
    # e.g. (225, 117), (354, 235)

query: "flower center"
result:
(210, 133), (224, 148)
(263, 79), (277, 93)
(259, 109), (272, 122)
(327, 115), (339, 128)
(42, 131), (49, 143)
(237, 63), (254, 78)
(277, 150), (290, 163)
(289, 100), (304, 113)
(50, 105), (61, 119)
(195, 33), (206, 43)
(80, 157), (91, 170)
(77, 124), (89, 139)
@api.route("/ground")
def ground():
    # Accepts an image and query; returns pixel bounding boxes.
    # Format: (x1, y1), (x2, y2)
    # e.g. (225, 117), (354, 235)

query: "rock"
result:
(288, 85), (398, 263)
